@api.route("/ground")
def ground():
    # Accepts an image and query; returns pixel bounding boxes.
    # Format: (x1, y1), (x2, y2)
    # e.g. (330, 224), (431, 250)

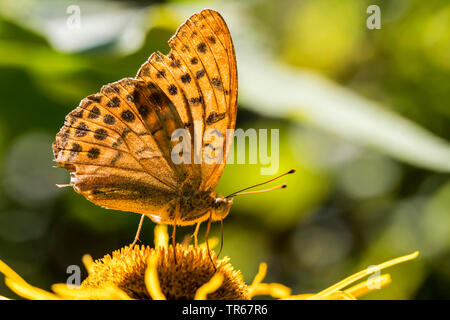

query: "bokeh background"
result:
(0, 0), (449, 299)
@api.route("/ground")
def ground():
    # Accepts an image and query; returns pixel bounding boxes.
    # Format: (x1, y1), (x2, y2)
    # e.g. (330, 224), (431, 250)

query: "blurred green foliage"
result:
(0, 0), (448, 299)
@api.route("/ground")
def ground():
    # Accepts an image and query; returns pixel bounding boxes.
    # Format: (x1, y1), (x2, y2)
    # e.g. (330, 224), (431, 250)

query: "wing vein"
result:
(80, 98), (177, 190)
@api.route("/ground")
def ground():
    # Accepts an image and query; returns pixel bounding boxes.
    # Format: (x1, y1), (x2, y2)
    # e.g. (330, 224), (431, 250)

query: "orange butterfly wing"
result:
(136, 9), (237, 192)
(53, 79), (182, 217)
(53, 9), (237, 219)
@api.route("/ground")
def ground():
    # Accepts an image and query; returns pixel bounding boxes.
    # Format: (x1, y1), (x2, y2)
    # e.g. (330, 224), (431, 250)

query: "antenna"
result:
(231, 184), (287, 197)
(226, 169), (295, 198)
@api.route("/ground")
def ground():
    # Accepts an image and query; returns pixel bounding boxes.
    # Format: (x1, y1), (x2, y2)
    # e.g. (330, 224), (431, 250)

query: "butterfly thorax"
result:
(175, 183), (233, 225)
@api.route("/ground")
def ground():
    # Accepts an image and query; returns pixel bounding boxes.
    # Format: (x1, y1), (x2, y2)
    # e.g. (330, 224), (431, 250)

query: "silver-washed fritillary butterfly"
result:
(53, 9), (293, 263)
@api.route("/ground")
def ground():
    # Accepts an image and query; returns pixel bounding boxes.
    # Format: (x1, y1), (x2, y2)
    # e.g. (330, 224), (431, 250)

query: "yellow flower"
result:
(0, 225), (419, 300)
(252, 251), (419, 300)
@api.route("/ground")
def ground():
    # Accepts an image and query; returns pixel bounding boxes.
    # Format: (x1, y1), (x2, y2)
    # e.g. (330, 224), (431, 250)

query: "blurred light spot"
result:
(337, 153), (401, 199)
(2, 132), (66, 207)
(422, 181), (450, 256)
(370, 197), (425, 256)
(219, 224), (270, 283)
(0, 210), (50, 242)
(291, 126), (361, 170)
(218, 122), (330, 230)
(423, 6), (450, 71)
(355, 197), (426, 299)
(292, 215), (352, 270)
(281, 0), (365, 75)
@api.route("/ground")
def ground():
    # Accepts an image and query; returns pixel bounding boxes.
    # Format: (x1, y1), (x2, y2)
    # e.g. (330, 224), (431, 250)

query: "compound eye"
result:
(214, 197), (226, 207)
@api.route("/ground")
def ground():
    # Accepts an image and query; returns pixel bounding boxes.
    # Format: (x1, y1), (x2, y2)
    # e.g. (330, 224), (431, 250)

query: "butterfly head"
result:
(212, 196), (233, 221)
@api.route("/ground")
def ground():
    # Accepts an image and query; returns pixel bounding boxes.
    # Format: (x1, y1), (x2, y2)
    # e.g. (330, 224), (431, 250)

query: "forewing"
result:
(136, 9), (238, 192)
(52, 79), (181, 215)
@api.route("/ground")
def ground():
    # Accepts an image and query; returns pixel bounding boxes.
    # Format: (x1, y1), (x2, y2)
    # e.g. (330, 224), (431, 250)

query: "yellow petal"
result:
(199, 237), (218, 250)
(345, 274), (392, 298)
(248, 262), (267, 297)
(0, 260), (26, 282)
(0, 260), (60, 300)
(310, 291), (356, 300)
(5, 278), (60, 300)
(249, 282), (291, 299)
(194, 273), (224, 300)
(154, 225), (168, 248)
(51, 283), (132, 300)
(282, 290), (357, 300)
(82, 254), (94, 275)
(312, 251), (419, 299)
(145, 252), (166, 300)
(281, 293), (314, 300)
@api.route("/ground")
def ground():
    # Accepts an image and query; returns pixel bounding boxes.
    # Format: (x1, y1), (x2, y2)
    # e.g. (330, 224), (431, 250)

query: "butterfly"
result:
(52, 9), (293, 260)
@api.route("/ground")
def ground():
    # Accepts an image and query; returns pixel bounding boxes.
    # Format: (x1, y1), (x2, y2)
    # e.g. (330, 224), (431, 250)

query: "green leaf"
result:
(235, 37), (450, 173)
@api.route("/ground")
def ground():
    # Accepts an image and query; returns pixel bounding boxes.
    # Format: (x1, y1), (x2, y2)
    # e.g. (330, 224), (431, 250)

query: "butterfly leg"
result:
(128, 214), (145, 252)
(205, 212), (216, 272)
(172, 223), (177, 264)
(217, 219), (224, 258)
(193, 222), (201, 247)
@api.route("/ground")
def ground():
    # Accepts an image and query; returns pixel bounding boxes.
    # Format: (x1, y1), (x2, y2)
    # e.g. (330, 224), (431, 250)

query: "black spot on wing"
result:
(103, 85), (120, 94)
(121, 110), (135, 123)
(206, 112), (227, 125)
(106, 96), (121, 108)
(88, 106), (100, 119)
(181, 73), (191, 84)
(168, 84), (178, 95)
(189, 97), (202, 105)
(69, 143), (82, 160)
(211, 78), (223, 90)
(197, 42), (207, 53)
(94, 128), (108, 141)
(88, 94), (102, 103)
(103, 114), (116, 125)
(196, 70), (205, 79)
(138, 105), (149, 118)
(111, 152), (123, 165)
(87, 148), (100, 159)
(157, 70), (166, 78)
(75, 122), (89, 137)
(208, 36), (216, 44)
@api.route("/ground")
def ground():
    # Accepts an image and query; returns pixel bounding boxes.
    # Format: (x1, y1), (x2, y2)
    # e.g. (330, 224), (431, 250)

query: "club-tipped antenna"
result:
(231, 184), (287, 197)
(225, 169), (295, 198)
